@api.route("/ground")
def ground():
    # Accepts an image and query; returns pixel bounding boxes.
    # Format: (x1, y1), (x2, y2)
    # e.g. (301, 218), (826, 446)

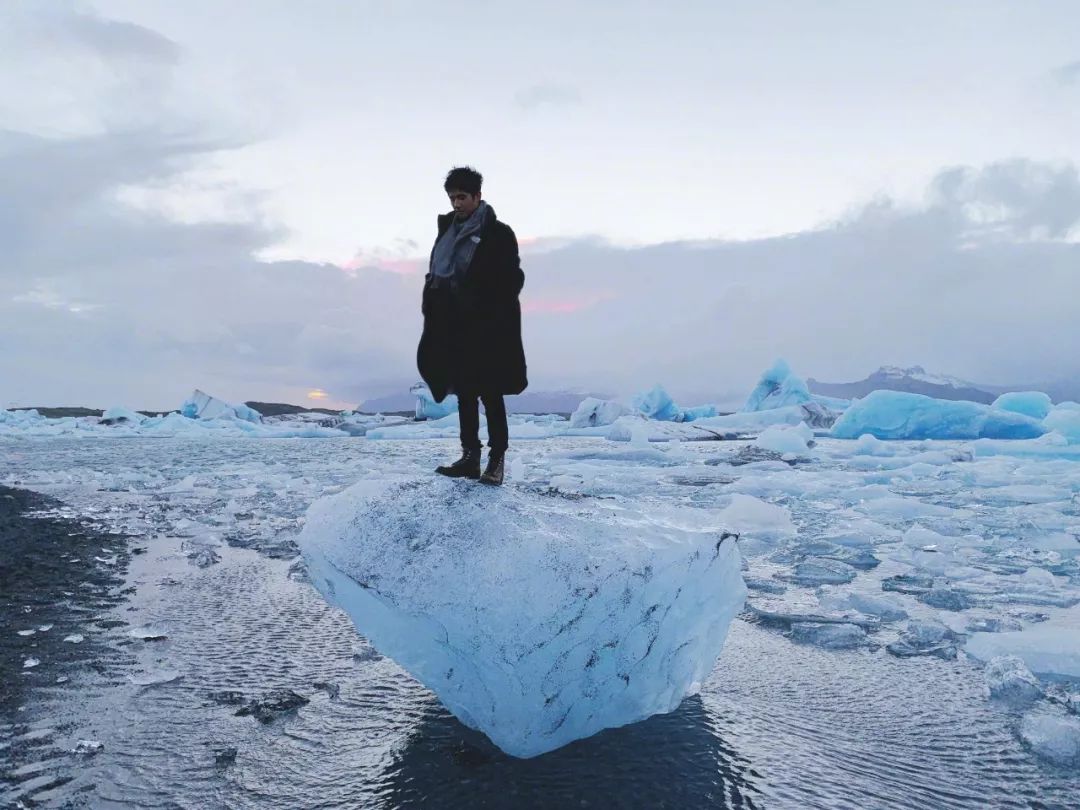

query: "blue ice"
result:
(412, 383), (458, 420)
(631, 385), (717, 422)
(299, 477), (747, 758)
(992, 391), (1053, 420)
(742, 359), (812, 412)
(831, 391), (1046, 440)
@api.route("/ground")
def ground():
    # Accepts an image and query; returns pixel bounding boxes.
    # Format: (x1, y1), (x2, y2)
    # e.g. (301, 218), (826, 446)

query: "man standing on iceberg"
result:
(418, 166), (527, 486)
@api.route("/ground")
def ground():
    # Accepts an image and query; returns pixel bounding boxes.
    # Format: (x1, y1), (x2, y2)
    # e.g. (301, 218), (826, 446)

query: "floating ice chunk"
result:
(966, 626), (1080, 679)
(966, 616), (1023, 634)
(17, 629), (35, 637)
(819, 591), (908, 621)
(992, 392), (1053, 421)
(601, 414), (742, 443)
(983, 484), (1071, 504)
(754, 423), (813, 456)
(997, 591), (1080, 608)
(128, 626), (168, 641)
(235, 689), (310, 723)
(1019, 712), (1080, 766)
(790, 622), (868, 649)
(743, 359), (811, 412)
(886, 619), (961, 659)
(570, 397), (631, 428)
(129, 669), (183, 687)
(831, 391), (1046, 441)
(846, 591), (907, 617)
(717, 495), (797, 544)
(1019, 568), (1058, 590)
(23, 657), (40, 668)
(411, 382), (458, 420)
(983, 656), (1042, 703)
(747, 601), (880, 629)
(299, 477), (747, 758)
(63, 634), (84, 643)
(902, 524), (957, 550)
(73, 740), (104, 755)
(1043, 407), (1080, 444)
(100, 406), (144, 426)
(632, 385), (682, 422)
(857, 497), (961, 521)
(784, 558), (857, 586)
(917, 586), (974, 611)
(853, 433), (894, 456)
(1029, 534), (1080, 558)
(690, 405), (817, 436)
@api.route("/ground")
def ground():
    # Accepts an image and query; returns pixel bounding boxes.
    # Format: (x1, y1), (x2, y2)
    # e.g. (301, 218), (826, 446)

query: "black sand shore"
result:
(0, 485), (136, 803)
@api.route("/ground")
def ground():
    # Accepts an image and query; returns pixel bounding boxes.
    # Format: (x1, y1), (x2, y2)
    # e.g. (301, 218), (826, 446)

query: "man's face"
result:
(448, 189), (481, 219)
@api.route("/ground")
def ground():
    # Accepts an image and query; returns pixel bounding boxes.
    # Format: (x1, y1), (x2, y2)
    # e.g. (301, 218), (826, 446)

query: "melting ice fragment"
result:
(790, 622), (868, 649)
(983, 656), (1042, 703)
(1019, 712), (1080, 766)
(299, 476), (747, 758)
(886, 620), (962, 659)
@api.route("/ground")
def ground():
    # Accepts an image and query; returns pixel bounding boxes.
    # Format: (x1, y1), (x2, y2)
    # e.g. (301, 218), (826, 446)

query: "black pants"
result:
(458, 389), (508, 453)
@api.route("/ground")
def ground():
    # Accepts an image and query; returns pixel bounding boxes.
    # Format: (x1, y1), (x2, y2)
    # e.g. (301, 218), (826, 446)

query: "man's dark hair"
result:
(444, 166), (483, 196)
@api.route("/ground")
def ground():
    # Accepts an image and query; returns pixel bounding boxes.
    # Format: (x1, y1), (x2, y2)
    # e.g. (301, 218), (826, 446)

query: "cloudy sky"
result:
(3, 1), (1080, 410)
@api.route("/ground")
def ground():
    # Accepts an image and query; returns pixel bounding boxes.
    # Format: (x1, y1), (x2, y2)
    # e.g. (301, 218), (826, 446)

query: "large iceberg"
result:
(831, 391), (1046, 440)
(570, 388), (716, 429)
(180, 389), (262, 423)
(298, 477), (746, 758)
(569, 396), (631, 428)
(743, 359), (812, 412)
(411, 382), (458, 421)
(631, 385), (717, 422)
(100, 406), (145, 426)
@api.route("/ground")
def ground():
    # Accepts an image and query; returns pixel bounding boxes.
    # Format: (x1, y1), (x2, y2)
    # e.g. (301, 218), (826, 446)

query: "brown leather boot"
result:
(479, 451), (505, 486)
(435, 448), (481, 479)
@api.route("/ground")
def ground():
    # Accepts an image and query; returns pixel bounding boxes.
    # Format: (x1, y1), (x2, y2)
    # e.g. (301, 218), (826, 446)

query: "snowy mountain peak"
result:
(872, 366), (975, 389)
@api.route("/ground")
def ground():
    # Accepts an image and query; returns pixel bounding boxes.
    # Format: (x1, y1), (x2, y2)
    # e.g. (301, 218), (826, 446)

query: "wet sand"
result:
(0, 485), (136, 802)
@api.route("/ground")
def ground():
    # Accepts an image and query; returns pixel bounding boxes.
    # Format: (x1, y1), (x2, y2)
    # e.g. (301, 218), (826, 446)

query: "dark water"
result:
(4, 533), (1076, 809)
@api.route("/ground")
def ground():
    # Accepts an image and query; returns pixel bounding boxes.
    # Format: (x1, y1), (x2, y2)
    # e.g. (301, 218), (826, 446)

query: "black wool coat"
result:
(417, 205), (528, 402)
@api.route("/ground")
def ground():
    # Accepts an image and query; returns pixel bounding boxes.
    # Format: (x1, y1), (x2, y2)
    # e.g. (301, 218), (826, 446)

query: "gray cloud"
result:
(928, 159), (1080, 239)
(6, 121), (1080, 410)
(51, 8), (181, 63)
(514, 83), (582, 110)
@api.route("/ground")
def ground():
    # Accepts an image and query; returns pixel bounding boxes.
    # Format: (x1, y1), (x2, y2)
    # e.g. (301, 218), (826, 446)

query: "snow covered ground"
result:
(2, 424), (1078, 803)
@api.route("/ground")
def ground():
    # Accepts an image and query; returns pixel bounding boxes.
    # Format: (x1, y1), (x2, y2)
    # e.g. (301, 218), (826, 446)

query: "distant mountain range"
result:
(808, 366), (1080, 404)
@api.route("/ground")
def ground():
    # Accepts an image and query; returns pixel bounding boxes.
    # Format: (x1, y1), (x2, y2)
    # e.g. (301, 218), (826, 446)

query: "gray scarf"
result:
(430, 201), (489, 285)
